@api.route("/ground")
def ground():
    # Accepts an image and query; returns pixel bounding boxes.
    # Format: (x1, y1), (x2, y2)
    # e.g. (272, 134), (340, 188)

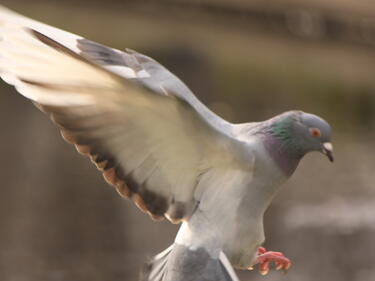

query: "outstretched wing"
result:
(0, 5), (231, 133)
(0, 6), (252, 223)
(76, 40), (232, 132)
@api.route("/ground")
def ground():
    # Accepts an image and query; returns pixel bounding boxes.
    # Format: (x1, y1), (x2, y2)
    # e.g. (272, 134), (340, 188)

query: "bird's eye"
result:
(309, 128), (321, 138)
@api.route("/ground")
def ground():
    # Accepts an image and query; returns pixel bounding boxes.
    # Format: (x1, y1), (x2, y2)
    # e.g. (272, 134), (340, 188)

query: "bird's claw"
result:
(255, 246), (291, 275)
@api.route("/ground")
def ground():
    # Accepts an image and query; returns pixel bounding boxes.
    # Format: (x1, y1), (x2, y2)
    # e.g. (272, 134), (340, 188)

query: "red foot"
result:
(253, 247), (291, 275)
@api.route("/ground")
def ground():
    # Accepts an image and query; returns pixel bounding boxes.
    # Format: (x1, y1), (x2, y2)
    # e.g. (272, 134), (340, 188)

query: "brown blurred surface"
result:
(0, 1), (374, 281)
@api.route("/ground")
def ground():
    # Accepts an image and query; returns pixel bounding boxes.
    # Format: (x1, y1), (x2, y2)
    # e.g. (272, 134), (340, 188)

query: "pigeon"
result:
(0, 5), (333, 281)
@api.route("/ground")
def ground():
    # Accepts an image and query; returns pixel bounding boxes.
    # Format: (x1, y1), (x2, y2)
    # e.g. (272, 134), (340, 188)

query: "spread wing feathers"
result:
(0, 7), (248, 223)
(0, 5), (230, 132)
(76, 39), (232, 132)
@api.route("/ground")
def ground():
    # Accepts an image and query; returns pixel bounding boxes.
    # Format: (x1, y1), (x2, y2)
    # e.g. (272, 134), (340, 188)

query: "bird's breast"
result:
(222, 140), (289, 268)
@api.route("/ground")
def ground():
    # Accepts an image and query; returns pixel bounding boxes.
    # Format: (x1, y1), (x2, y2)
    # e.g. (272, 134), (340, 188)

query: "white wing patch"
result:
(0, 26), (121, 106)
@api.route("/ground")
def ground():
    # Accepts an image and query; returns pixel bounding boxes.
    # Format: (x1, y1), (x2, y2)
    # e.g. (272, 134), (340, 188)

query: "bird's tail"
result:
(140, 243), (239, 281)
(140, 245), (174, 281)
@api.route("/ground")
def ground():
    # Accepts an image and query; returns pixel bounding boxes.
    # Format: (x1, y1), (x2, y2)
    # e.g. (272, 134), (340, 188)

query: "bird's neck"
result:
(260, 116), (304, 177)
(262, 134), (302, 177)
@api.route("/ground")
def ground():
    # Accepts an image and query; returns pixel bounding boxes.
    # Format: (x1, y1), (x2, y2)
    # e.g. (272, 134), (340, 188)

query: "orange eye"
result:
(309, 128), (321, 138)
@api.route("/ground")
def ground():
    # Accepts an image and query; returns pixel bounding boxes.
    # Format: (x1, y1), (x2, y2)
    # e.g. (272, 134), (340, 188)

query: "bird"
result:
(0, 5), (333, 281)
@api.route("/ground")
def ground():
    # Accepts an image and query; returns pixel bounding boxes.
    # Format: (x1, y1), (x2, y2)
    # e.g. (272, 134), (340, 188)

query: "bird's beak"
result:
(322, 142), (334, 162)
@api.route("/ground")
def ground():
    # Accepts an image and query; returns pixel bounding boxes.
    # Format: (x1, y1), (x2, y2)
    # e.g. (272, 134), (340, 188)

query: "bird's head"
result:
(269, 111), (334, 162)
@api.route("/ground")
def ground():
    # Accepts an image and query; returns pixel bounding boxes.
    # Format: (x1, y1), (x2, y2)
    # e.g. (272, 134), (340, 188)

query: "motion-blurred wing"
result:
(0, 5), (231, 132)
(76, 40), (232, 132)
(0, 6), (249, 223)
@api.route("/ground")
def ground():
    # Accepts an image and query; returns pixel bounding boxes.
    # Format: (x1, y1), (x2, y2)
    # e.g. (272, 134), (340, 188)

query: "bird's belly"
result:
(221, 216), (265, 269)
(220, 162), (286, 269)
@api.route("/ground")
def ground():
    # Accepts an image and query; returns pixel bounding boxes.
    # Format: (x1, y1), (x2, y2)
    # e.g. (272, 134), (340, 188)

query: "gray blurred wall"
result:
(0, 1), (374, 281)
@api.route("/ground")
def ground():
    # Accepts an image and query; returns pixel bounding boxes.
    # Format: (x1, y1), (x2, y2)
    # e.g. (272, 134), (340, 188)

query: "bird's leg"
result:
(250, 246), (291, 275)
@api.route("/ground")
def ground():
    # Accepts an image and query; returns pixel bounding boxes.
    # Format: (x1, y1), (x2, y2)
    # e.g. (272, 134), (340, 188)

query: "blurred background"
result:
(0, 1), (374, 281)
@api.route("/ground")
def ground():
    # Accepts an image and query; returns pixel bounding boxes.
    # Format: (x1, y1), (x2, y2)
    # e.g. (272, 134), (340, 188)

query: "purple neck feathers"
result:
(262, 134), (302, 177)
